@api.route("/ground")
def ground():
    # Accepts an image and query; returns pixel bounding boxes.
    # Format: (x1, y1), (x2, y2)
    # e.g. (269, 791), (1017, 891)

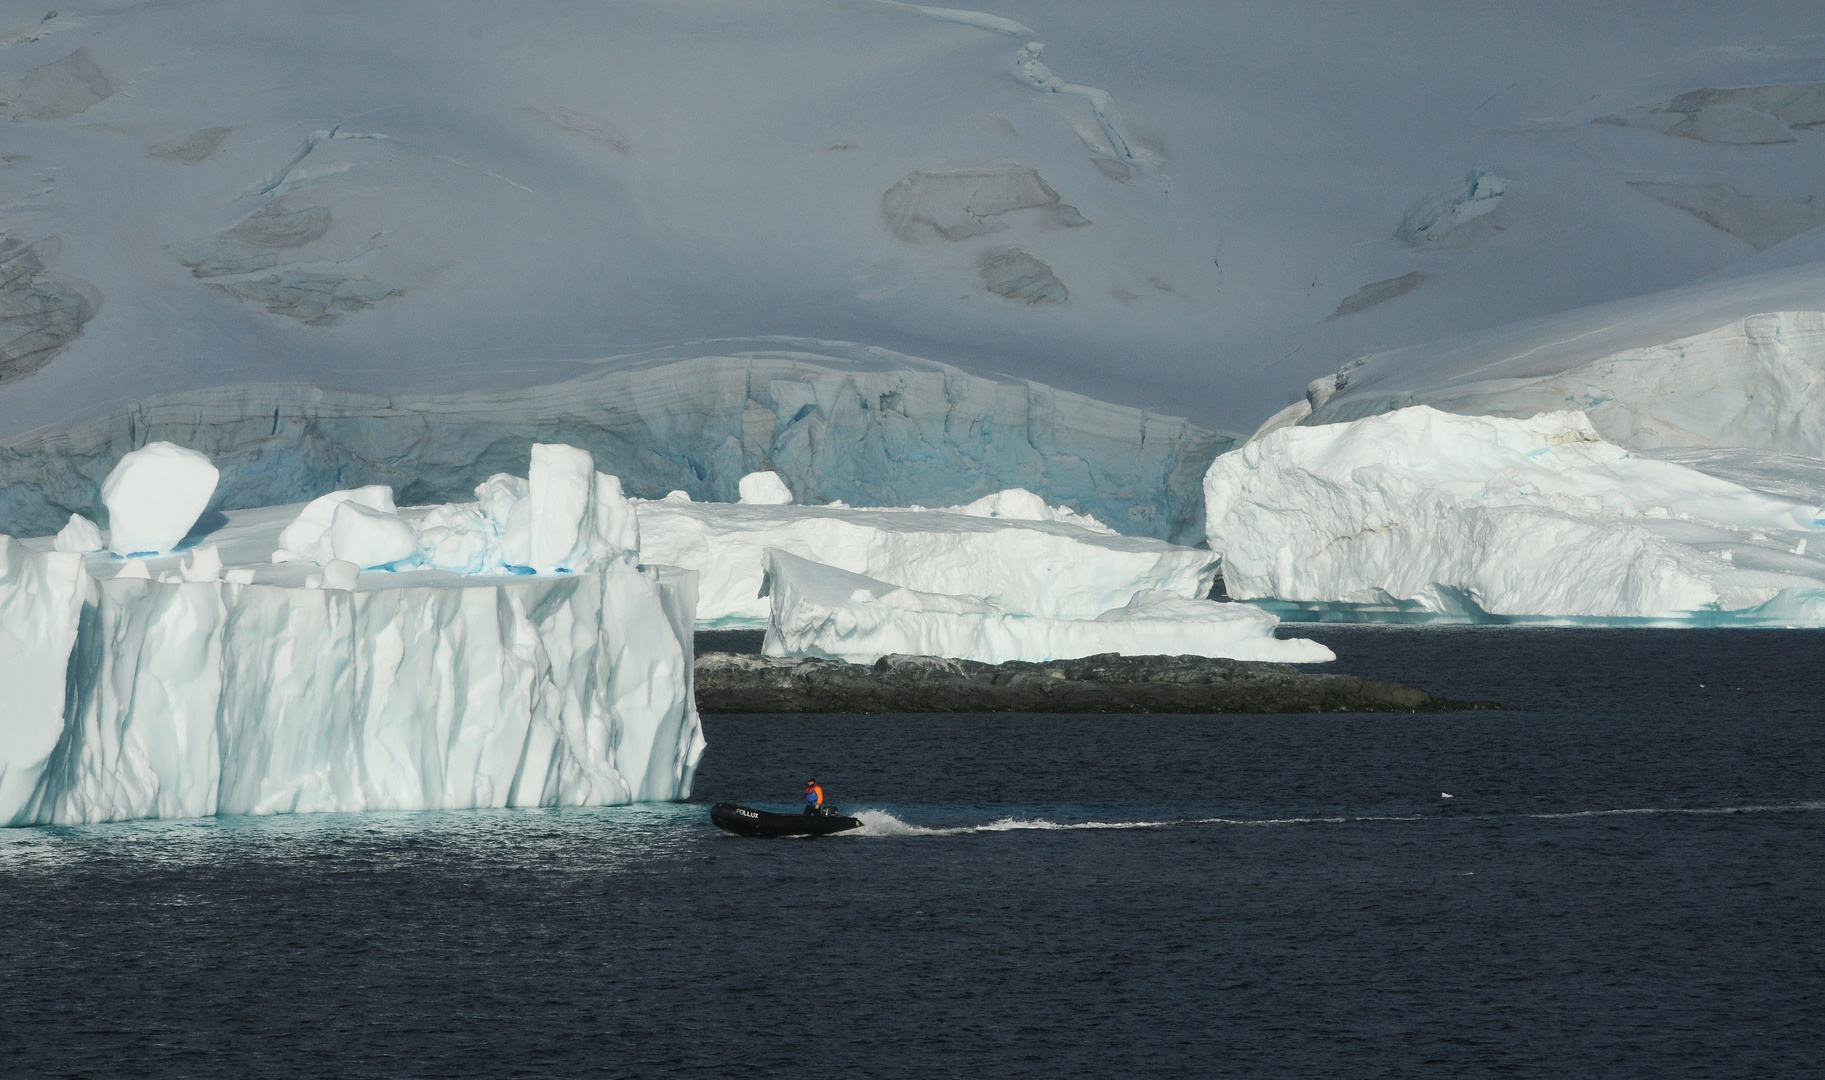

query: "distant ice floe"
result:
(636, 480), (1213, 629)
(1205, 406), (1825, 624)
(1597, 82), (1825, 144)
(759, 547), (1328, 665)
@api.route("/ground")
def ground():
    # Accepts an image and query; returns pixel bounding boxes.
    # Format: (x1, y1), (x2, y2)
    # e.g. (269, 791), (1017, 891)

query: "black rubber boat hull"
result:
(711, 802), (863, 838)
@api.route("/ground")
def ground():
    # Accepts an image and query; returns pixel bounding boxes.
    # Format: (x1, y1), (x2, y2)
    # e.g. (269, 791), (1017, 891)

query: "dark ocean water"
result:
(2, 626), (1822, 1079)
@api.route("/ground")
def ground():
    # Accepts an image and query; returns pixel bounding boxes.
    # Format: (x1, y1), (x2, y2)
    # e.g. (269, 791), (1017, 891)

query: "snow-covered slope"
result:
(0, 341), (1228, 542)
(759, 547), (1329, 665)
(0, 1), (1821, 456)
(1299, 230), (1825, 454)
(0, 519), (702, 826)
(636, 493), (1217, 628)
(1205, 407), (1825, 624)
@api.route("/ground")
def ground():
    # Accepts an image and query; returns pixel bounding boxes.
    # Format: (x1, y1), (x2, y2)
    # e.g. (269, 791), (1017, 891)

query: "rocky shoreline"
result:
(694, 651), (1498, 714)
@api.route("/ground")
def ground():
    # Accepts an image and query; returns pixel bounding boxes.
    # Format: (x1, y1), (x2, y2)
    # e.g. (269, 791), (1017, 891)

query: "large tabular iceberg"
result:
(635, 489), (1218, 629)
(759, 548), (1331, 665)
(0, 508), (702, 827)
(1205, 406), (1825, 624)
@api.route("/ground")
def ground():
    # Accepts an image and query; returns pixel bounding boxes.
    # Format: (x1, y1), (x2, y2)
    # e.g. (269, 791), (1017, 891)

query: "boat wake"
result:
(847, 809), (1422, 837)
(846, 801), (1825, 837)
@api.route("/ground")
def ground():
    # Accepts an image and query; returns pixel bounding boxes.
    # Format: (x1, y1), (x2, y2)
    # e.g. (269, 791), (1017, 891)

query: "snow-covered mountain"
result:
(0, 2), (1821, 534)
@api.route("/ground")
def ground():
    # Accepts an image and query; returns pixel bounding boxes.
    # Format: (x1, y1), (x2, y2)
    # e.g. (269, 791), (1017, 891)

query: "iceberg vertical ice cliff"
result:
(1205, 406), (1825, 624)
(0, 533), (702, 826)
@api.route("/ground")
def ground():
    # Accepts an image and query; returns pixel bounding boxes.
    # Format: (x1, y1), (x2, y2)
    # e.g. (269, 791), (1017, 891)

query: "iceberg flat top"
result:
(17, 502), (569, 590)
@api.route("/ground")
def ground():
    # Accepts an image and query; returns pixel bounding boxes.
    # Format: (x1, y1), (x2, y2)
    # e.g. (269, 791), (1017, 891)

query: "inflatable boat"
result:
(710, 802), (863, 838)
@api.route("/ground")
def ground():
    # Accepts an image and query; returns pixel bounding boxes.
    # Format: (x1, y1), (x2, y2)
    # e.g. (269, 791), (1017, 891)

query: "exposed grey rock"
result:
(1090, 157), (1131, 183)
(175, 202), (334, 278)
(523, 104), (631, 153)
(979, 246), (1068, 304)
(0, 48), (113, 121)
(1629, 182), (1825, 251)
(151, 126), (232, 165)
(208, 268), (403, 326)
(1329, 271), (1425, 320)
(171, 199), (430, 325)
(0, 234), (95, 385)
(694, 651), (1495, 714)
(882, 166), (1087, 241)
(1597, 83), (1825, 145)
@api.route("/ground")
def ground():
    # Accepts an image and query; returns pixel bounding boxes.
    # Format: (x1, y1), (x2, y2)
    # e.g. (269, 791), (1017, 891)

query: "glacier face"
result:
(759, 548), (1330, 665)
(635, 494), (1218, 629)
(0, 529), (703, 826)
(1205, 406), (1825, 624)
(0, 343), (1230, 544)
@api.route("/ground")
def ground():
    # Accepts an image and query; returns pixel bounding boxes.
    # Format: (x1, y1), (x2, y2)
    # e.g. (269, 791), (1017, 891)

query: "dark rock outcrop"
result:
(694, 652), (1497, 714)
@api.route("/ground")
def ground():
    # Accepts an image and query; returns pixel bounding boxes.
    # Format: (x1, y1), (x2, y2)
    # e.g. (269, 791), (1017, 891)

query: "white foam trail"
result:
(1526, 801), (1825, 820)
(846, 801), (1825, 838)
(847, 809), (1423, 837)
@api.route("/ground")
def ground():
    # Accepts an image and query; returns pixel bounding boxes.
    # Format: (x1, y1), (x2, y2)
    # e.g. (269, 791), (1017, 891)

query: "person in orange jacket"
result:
(804, 779), (825, 815)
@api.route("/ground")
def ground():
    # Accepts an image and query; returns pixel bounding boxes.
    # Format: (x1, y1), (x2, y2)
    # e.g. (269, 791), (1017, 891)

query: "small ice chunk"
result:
(274, 486), (397, 563)
(662, 490), (693, 503)
(180, 544), (222, 582)
(422, 526), (492, 573)
(115, 558), (151, 580)
(591, 472), (639, 563)
(1798, 539), (1810, 556)
(738, 471), (794, 505)
(53, 513), (103, 553)
(498, 497), (532, 569)
(527, 443), (597, 572)
(224, 567), (257, 585)
(959, 487), (1048, 521)
(325, 501), (418, 569)
(321, 560), (360, 591)
(101, 442), (220, 556)
(304, 574), (323, 590)
(475, 473), (528, 532)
